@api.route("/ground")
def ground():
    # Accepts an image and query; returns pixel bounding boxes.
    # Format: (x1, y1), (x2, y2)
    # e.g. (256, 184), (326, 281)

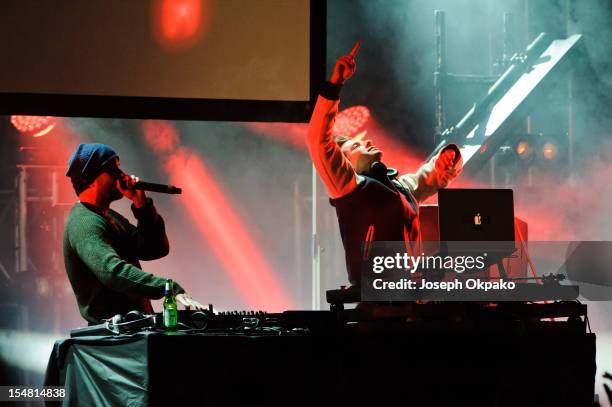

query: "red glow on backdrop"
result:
(333, 106), (371, 137)
(515, 202), (572, 240)
(152, 0), (211, 51)
(142, 120), (180, 154)
(246, 122), (307, 149)
(10, 116), (57, 138)
(142, 122), (293, 311)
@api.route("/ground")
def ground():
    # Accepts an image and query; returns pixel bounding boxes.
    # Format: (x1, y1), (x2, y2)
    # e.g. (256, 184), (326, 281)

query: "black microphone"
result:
(134, 181), (182, 194)
(112, 168), (182, 194)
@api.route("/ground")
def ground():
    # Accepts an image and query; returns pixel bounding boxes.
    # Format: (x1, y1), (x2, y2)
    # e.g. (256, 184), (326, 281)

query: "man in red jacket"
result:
(307, 43), (462, 286)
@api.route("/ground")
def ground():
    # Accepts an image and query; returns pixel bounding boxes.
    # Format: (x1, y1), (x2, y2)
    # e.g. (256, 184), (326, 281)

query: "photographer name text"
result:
(372, 278), (516, 291)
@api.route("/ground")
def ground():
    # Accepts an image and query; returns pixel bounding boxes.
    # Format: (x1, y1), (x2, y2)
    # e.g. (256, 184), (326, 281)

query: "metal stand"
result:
(14, 165), (74, 340)
(311, 164), (321, 310)
(433, 10), (446, 147)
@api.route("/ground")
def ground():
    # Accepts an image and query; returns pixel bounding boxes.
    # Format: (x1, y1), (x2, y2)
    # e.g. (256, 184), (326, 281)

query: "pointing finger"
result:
(348, 41), (361, 58)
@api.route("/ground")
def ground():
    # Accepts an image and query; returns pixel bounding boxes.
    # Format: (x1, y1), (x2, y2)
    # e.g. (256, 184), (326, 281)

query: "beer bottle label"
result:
(164, 309), (177, 327)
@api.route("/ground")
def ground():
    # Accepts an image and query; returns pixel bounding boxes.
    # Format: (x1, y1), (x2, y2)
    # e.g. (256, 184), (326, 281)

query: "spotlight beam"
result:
(165, 150), (293, 310)
(142, 121), (293, 310)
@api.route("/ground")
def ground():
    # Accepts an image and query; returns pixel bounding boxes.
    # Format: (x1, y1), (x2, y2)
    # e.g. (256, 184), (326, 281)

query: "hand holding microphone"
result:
(116, 173), (147, 207)
(114, 168), (182, 207)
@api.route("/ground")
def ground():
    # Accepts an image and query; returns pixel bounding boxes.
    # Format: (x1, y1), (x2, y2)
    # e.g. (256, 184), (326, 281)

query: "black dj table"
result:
(45, 317), (596, 406)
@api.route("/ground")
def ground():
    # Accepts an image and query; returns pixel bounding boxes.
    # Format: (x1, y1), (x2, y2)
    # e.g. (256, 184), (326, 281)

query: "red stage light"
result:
(516, 140), (534, 161)
(152, 0), (211, 51)
(333, 106), (371, 137)
(10, 116), (57, 138)
(542, 142), (557, 160)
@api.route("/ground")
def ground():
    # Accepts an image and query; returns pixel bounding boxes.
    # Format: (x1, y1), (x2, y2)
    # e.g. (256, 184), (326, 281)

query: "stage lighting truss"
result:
(429, 33), (582, 177)
(10, 115), (57, 138)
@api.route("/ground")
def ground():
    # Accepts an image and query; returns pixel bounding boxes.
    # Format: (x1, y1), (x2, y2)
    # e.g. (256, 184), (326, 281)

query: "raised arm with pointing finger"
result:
(306, 43), (463, 286)
(307, 42), (361, 199)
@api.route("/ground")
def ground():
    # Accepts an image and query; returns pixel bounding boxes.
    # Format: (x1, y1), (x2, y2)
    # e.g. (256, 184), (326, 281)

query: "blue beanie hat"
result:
(66, 143), (119, 195)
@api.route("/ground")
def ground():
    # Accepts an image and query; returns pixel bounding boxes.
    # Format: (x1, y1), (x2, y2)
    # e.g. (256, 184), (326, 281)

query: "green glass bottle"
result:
(163, 279), (178, 331)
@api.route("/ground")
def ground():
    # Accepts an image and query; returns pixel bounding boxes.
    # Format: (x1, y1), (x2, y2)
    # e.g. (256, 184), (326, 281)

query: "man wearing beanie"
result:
(63, 143), (204, 324)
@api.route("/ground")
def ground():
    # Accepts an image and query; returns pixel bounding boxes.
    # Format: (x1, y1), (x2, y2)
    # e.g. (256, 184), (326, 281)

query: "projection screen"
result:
(0, 0), (325, 122)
